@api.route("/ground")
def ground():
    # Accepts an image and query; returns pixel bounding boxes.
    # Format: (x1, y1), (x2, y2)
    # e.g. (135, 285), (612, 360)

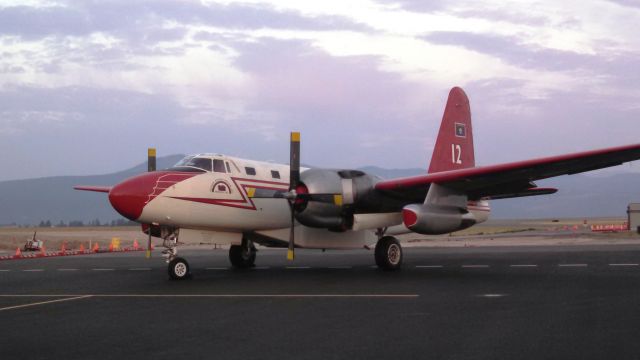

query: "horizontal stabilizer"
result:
(73, 185), (112, 193)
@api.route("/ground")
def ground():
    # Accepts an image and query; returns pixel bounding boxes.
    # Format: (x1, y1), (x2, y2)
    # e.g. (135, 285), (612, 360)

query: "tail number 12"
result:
(451, 144), (462, 164)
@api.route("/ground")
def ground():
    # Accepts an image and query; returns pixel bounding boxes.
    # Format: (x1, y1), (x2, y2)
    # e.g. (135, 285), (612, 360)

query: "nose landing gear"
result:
(162, 231), (191, 280)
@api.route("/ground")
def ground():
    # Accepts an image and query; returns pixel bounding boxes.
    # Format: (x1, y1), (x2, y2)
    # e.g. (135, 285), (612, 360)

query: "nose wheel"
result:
(168, 257), (191, 280)
(375, 236), (403, 271)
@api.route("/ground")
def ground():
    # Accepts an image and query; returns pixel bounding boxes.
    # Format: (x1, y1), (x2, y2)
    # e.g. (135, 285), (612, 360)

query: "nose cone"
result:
(109, 172), (164, 221)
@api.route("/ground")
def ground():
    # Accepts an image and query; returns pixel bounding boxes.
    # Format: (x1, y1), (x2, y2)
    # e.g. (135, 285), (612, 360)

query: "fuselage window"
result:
(213, 159), (226, 173)
(271, 170), (280, 179)
(245, 167), (256, 176)
(225, 162), (231, 173)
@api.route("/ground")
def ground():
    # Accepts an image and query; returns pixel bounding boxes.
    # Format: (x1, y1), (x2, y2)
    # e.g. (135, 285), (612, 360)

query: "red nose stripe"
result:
(109, 172), (196, 221)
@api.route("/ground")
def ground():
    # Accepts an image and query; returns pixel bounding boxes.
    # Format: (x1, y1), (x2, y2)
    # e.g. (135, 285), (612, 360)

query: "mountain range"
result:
(0, 155), (637, 226)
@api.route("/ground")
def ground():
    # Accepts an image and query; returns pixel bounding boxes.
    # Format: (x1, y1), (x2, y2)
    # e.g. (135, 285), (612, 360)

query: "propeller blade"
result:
(146, 148), (155, 259)
(287, 132), (301, 261)
(287, 202), (295, 261)
(289, 132), (300, 191)
(297, 193), (343, 205)
(148, 148), (156, 172)
(246, 188), (287, 199)
(146, 229), (152, 259)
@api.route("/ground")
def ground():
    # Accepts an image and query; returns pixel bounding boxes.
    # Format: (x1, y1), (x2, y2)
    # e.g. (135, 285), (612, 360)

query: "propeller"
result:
(247, 132), (343, 261)
(287, 132), (301, 260)
(146, 147), (156, 259)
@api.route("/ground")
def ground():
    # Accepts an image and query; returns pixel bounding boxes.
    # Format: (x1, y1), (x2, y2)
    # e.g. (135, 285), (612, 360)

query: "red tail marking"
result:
(428, 87), (475, 174)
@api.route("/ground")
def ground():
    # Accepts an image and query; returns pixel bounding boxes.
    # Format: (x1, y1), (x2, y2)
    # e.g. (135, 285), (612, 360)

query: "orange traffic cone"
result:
(133, 239), (139, 250)
(92, 243), (99, 252)
(108, 242), (114, 252)
(60, 242), (66, 254)
(15, 248), (21, 257)
(40, 246), (46, 256)
(79, 243), (85, 252)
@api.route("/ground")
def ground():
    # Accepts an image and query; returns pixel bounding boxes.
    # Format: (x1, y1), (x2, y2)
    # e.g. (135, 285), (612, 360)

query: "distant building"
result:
(628, 203), (640, 232)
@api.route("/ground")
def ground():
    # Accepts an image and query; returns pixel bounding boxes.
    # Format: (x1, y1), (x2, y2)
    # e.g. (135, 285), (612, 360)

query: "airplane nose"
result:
(109, 172), (163, 221)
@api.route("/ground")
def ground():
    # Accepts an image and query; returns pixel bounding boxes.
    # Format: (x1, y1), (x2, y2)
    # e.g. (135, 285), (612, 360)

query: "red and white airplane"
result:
(76, 87), (640, 279)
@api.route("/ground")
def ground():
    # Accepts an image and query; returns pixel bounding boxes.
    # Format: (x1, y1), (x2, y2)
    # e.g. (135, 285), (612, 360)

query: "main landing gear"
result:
(374, 233), (403, 271)
(229, 238), (256, 268)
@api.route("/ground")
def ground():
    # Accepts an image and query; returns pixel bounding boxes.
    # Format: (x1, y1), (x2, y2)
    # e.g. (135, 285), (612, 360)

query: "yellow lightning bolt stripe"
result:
(246, 187), (256, 198)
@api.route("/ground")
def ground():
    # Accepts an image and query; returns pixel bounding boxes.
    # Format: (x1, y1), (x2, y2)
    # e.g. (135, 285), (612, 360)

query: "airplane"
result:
(75, 87), (640, 280)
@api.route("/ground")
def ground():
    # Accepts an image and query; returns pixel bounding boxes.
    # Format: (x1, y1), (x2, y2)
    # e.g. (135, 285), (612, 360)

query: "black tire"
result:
(375, 236), (403, 271)
(229, 244), (256, 268)
(168, 257), (191, 280)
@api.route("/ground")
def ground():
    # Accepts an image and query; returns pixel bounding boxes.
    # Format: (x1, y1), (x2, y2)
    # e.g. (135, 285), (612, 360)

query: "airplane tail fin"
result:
(428, 87), (475, 174)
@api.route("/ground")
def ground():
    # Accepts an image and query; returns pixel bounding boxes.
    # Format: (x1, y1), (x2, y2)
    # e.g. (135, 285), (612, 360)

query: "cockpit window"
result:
(213, 159), (226, 173)
(171, 156), (212, 172)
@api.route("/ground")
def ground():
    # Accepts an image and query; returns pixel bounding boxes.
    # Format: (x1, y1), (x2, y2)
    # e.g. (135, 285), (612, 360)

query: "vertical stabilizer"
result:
(428, 87), (475, 174)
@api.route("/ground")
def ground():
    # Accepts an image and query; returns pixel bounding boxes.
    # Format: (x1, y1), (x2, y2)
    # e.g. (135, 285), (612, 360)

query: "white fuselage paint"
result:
(137, 154), (491, 249)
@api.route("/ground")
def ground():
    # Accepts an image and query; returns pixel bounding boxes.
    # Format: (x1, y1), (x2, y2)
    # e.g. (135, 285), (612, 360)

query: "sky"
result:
(1, 0), (639, 181)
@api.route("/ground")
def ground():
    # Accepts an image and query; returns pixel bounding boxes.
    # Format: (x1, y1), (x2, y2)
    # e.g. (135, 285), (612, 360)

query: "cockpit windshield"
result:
(170, 156), (212, 172)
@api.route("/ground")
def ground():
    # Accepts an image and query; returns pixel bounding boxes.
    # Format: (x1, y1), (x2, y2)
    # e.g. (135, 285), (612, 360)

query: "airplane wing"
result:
(73, 185), (112, 193)
(375, 143), (640, 202)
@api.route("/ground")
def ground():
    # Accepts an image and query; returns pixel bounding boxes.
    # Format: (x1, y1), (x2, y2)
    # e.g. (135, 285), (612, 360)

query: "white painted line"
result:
(478, 294), (508, 298)
(0, 294), (419, 299)
(205, 267), (228, 270)
(327, 266), (352, 269)
(0, 295), (93, 312)
(462, 265), (489, 268)
(286, 266), (311, 269)
(0, 270), (10, 272)
(23, 269), (44, 272)
(558, 264), (588, 267)
(128, 268), (151, 271)
(416, 265), (443, 268)
(609, 263), (639, 267)
(57, 269), (78, 271)
(510, 264), (538, 268)
(91, 268), (115, 271)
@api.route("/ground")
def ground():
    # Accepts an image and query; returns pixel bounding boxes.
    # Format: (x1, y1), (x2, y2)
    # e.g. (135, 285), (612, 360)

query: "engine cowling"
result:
(295, 168), (378, 230)
(402, 204), (476, 235)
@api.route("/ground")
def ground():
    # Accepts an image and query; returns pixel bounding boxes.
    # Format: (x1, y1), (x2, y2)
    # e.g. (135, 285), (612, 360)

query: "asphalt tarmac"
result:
(2, 245), (640, 360)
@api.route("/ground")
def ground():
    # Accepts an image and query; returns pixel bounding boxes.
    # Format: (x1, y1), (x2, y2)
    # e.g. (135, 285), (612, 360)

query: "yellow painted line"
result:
(0, 295), (93, 312)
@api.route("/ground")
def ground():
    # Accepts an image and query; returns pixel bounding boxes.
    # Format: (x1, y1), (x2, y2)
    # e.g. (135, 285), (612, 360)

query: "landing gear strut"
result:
(162, 230), (191, 280)
(375, 236), (403, 271)
(229, 237), (256, 268)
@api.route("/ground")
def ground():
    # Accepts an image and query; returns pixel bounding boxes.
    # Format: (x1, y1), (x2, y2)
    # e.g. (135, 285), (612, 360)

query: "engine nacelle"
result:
(402, 204), (476, 235)
(295, 168), (378, 230)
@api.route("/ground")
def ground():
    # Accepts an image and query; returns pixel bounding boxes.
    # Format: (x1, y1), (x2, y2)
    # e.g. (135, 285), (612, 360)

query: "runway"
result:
(2, 245), (640, 360)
